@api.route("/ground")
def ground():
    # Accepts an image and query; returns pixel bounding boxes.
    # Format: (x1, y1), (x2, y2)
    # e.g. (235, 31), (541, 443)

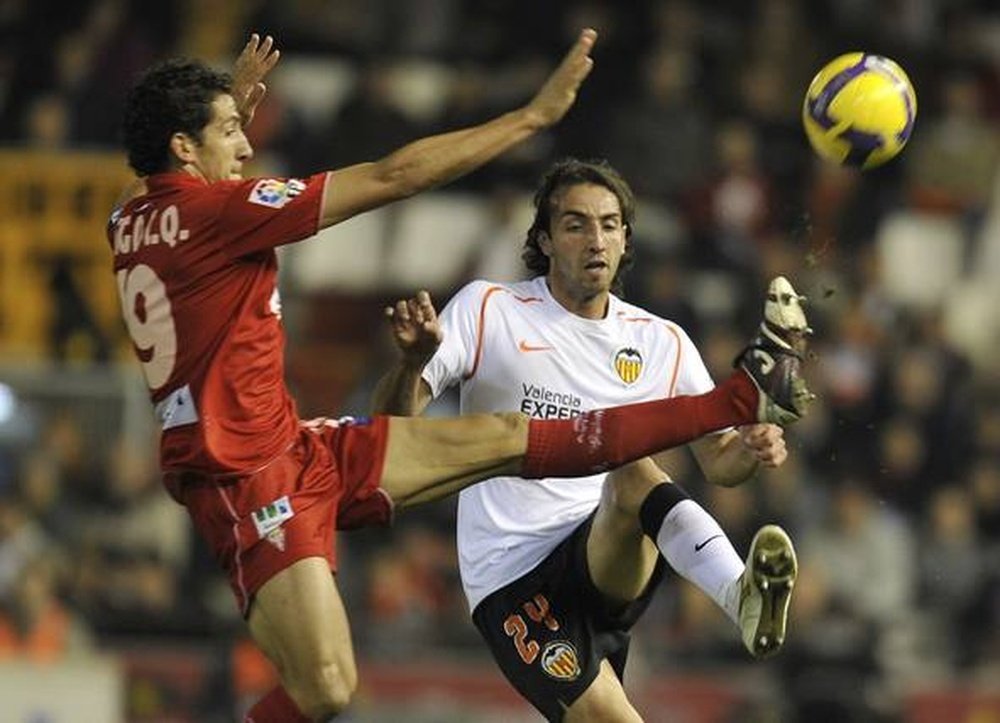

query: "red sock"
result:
(522, 370), (758, 478)
(245, 686), (311, 723)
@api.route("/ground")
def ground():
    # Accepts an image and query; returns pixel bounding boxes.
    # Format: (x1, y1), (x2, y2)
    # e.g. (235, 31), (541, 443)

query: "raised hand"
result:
(384, 290), (443, 368)
(524, 28), (598, 129)
(232, 33), (281, 127)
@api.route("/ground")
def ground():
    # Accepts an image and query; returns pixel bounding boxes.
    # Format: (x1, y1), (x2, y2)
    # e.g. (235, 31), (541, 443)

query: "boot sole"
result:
(747, 525), (797, 658)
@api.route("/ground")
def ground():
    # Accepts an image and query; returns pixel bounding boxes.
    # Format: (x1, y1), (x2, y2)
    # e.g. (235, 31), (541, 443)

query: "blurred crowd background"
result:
(0, 0), (998, 721)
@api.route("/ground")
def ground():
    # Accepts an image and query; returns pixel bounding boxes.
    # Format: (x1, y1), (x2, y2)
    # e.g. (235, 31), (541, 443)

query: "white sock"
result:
(654, 499), (744, 623)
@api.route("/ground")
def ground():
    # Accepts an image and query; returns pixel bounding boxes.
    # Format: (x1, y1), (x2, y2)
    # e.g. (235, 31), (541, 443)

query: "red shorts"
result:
(164, 416), (393, 617)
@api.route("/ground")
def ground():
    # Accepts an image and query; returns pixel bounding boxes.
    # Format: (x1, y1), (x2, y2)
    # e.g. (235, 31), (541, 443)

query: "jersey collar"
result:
(146, 171), (211, 191)
(537, 276), (619, 327)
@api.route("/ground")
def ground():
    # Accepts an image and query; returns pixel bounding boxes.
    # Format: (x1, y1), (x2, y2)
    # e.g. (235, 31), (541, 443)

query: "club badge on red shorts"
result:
(252, 495), (295, 552)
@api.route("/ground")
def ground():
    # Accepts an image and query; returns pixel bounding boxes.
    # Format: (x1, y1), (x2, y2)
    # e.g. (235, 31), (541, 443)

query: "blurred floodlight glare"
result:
(0, 383), (15, 424)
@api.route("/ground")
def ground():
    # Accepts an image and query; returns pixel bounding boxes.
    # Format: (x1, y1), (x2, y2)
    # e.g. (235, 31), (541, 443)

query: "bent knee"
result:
(603, 459), (671, 516)
(289, 661), (358, 719)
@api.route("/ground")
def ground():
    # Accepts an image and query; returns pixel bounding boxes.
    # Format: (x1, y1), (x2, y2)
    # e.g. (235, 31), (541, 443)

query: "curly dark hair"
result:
(522, 158), (636, 296)
(122, 58), (232, 176)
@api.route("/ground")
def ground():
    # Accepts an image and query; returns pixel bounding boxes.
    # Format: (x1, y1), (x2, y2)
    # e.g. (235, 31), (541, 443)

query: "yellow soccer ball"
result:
(802, 52), (917, 170)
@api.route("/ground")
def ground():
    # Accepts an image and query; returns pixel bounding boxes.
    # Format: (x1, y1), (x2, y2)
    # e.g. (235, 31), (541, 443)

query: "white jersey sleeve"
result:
(670, 323), (715, 397)
(422, 279), (493, 399)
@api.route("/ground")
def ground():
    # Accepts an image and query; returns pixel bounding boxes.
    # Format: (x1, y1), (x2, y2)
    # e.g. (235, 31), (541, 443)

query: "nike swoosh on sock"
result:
(695, 534), (723, 552)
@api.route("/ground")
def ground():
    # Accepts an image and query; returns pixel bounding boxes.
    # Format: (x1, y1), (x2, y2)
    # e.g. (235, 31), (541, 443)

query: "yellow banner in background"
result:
(0, 150), (134, 363)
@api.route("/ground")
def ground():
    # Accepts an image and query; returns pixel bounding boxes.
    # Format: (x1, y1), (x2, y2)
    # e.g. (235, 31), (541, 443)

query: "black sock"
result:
(638, 482), (690, 540)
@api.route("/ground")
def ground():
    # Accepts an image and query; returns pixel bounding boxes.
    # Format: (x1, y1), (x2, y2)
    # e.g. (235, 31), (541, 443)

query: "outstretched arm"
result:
(371, 290), (440, 415)
(320, 28), (597, 228)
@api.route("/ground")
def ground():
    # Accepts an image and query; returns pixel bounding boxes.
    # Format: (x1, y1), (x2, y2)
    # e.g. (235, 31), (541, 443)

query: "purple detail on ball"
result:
(838, 126), (884, 166)
(807, 56), (870, 129)
(867, 54), (916, 144)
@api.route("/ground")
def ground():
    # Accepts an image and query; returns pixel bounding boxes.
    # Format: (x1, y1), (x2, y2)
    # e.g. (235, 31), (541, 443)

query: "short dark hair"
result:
(122, 58), (232, 176)
(522, 158), (636, 295)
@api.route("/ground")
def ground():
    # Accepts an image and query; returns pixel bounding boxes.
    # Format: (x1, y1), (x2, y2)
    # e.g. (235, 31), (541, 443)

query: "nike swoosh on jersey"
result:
(694, 534), (723, 552)
(518, 340), (555, 353)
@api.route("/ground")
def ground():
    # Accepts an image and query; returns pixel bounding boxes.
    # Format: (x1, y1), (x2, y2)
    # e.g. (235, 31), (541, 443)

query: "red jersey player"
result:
(109, 32), (811, 723)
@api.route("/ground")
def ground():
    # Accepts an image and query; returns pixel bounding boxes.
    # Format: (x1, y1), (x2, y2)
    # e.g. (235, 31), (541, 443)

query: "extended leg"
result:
(379, 412), (528, 508)
(379, 371), (762, 508)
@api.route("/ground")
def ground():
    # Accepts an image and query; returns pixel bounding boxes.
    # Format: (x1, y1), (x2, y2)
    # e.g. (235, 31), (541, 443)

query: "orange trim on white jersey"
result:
(465, 286), (544, 381)
(616, 311), (684, 397)
(659, 321), (684, 397)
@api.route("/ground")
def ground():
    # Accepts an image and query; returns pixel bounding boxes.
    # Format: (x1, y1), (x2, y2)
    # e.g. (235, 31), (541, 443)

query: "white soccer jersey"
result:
(422, 276), (716, 612)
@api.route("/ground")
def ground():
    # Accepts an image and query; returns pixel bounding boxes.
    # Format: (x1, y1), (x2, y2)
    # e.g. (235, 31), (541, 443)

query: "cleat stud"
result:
(760, 579), (770, 591)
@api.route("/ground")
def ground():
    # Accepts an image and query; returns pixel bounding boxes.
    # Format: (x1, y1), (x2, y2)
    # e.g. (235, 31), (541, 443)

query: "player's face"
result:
(187, 94), (253, 182)
(541, 182), (627, 316)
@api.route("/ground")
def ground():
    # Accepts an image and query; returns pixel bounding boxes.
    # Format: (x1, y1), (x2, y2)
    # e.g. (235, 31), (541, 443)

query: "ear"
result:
(169, 132), (198, 165)
(537, 231), (553, 258)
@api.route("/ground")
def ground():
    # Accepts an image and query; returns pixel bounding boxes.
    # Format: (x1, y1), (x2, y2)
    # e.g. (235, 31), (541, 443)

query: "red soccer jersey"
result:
(107, 171), (329, 474)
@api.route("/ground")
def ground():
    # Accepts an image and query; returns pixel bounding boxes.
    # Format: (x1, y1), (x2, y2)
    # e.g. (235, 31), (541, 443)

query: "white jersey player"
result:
(423, 275), (716, 612)
(375, 158), (806, 722)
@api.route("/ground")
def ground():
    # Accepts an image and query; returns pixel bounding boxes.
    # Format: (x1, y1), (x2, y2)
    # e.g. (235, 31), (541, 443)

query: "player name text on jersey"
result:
(112, 204), (191, 257)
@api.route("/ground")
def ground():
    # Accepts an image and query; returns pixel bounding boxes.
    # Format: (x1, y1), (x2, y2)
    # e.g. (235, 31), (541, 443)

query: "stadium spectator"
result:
(684, 119), (777, 274)
(604, 45), (711, 201)
(71, 435), (191, 634)
(906, 69), (1000, 272)
(0, 551), (92, 662)
(0, 496), (52, 601)
(800, 478), (917, 626)
(919, 484), (988, 669)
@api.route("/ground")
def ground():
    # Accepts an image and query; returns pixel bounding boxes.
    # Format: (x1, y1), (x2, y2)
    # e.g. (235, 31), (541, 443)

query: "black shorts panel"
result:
(471, 513), (666, 721)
